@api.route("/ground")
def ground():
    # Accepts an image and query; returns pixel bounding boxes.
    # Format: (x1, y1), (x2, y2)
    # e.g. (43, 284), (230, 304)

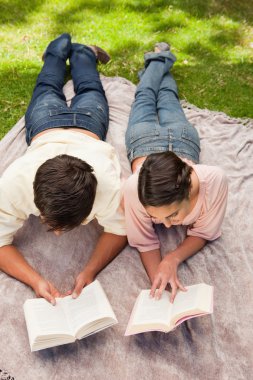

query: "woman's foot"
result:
(154, 42), (170, 53)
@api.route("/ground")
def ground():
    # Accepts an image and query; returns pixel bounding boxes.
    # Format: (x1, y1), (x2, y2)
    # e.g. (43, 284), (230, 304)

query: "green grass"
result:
(0, 0), (253, 139)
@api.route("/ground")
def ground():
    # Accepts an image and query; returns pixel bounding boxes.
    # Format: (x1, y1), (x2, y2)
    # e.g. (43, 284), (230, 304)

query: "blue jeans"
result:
(125, 50), (200, 164)
(25, 34), (109, 145)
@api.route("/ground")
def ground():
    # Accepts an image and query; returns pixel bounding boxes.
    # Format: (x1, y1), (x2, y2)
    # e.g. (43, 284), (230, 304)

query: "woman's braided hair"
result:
(138, 151), (192, 207)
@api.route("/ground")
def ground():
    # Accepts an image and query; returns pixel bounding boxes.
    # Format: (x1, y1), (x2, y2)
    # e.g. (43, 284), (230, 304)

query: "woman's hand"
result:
(150, 255), (186, 303)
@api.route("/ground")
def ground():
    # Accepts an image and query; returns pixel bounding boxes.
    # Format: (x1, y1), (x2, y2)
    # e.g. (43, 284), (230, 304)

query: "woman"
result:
(123, 43), (228, 302)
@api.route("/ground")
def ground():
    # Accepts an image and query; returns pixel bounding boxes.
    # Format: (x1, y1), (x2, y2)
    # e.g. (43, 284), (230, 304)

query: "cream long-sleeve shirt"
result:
(0, 130), (126, 247)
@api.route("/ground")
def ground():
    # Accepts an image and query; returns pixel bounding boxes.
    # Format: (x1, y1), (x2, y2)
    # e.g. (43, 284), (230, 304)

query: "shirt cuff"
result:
(134, 242), (160, 253)
(103, 227), (127, 236)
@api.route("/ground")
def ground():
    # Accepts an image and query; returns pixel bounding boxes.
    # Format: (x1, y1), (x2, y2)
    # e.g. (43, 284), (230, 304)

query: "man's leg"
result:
(29, 33), (71, 103)
(69, 44), (109, 140)
(25, 34), (72, 144)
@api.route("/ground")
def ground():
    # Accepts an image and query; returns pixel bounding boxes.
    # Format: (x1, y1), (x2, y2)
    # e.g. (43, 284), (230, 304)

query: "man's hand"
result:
(0, 245), (61, 305)
(33, 278), (61, 305)
(71, 269), (95, 299)
(150, 255), (186, 303)
(70, 232), (127, 299)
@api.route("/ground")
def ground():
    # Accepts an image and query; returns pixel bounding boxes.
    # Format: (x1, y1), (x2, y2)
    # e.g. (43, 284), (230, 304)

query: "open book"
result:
(125, 283), (213, 336)
(23, 280), (118, 351)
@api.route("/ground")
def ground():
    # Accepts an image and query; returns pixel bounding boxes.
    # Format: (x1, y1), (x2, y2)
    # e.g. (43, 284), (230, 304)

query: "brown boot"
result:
(88, 45), (111, 64)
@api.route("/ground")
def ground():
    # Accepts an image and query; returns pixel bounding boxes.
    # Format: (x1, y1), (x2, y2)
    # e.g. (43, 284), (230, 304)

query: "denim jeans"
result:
(25, 34), (109, 145)
(125, 50), (200, 164)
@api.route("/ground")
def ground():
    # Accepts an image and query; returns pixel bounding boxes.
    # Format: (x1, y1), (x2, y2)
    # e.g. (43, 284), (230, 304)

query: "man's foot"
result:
(154, 42), (170, 53)
(88, 45), (110, 64)
(42, 33), (72, 61)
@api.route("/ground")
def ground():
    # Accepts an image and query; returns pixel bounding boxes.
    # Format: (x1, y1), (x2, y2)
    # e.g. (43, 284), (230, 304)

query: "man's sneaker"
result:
(154, 42), (171, 53)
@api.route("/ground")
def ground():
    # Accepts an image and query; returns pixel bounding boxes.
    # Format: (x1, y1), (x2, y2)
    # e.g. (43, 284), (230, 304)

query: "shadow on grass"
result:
(42, 0), (253, 37)
(54, 0), (119, 16)
(47, 0), (250, 67)
(174, 62), (253, 118)
(106, 42), (253, 118)
(0, 54), (252, 139)
(126, 0), (253, 24)
(0, 0), (252, 140)
(0, 0), (44, 24)
(0, 65), (37, 138)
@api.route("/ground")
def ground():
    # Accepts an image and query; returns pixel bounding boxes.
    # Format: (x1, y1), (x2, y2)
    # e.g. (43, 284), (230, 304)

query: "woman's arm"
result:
(140, 249), (162, 283)
(150, 236), (206, 302)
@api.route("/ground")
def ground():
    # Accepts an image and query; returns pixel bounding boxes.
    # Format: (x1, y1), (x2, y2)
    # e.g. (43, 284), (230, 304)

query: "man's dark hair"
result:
(138, 151), (192, 207)
(34, 154), (97, 231)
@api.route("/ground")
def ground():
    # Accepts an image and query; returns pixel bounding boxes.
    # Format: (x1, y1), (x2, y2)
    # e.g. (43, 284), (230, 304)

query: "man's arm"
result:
(150, 236), (206, 301)
(0, 245), (60, 304)
(72, 232), (127, 297)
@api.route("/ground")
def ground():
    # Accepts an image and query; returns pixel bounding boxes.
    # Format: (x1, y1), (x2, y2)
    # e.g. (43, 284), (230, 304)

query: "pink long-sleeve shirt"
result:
(123, 160), (228, 252)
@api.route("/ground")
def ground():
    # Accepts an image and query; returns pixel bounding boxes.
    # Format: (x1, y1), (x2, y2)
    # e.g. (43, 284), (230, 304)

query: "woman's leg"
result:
(125, 50), (176, 166)
(157, 72), (189, 128)
(128, 51), (176, 127)
(25, 34), (71, 144)
(69, 44), (109, 140)
(157, 71), (200, 163)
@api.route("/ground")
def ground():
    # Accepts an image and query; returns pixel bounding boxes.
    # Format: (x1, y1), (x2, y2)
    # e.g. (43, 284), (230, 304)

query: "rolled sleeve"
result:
(123, 173), (160, 252)
(97, 204), (126, 236)
(187, 168), (228, 241)
(0, 189), (26, 247)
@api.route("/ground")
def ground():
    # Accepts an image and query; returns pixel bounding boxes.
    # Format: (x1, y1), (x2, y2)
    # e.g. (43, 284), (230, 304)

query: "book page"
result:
(62, 280), (117, 335)
(129, 290), (172, 326)
(170, 284), (213, 323)
(23, 298), (71, 342)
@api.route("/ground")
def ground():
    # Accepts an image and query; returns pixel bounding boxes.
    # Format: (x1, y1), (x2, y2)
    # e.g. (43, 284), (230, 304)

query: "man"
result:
(0, 34), (127, 304)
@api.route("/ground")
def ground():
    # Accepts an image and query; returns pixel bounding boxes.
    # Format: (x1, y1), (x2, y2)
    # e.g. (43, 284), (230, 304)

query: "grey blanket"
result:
(0, 77), (253, 380)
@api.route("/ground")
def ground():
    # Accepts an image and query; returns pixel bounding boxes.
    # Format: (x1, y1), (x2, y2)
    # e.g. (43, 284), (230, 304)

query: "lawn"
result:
(0, 0), (252, 139)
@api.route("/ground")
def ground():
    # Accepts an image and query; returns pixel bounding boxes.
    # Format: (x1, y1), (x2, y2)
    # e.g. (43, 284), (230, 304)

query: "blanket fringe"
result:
(0, 369), (14, 380)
